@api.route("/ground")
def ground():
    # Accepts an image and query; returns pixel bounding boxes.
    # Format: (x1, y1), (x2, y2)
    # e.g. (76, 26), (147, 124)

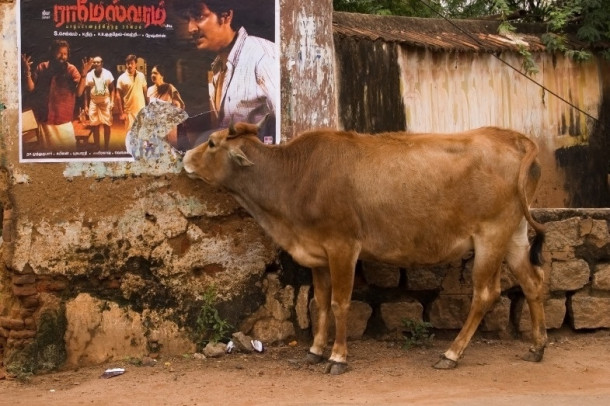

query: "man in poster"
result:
(180, 0), (278, 147)
(22, 39), (88, 151)
(116, 54), (148, 132)
(83, 56), (116, 151)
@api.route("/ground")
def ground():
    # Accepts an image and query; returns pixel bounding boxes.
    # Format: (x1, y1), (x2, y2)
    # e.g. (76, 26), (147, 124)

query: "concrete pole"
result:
(280, 0), (338, 142)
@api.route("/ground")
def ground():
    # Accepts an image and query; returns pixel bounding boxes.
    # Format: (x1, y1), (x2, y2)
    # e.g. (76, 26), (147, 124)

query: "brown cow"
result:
(182, 122), (547, 375)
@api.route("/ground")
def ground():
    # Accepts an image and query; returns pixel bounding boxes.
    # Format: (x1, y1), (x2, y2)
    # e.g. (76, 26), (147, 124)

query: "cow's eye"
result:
(208, 140), (215, 148)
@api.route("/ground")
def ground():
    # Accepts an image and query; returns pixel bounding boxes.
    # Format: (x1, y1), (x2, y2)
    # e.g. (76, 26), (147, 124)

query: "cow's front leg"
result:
(307, 267), (331, 365)
(326, 248), (358, 375)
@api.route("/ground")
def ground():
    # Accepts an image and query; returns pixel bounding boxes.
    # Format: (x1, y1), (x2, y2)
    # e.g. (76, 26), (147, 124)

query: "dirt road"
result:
(2, 328), (609, 406)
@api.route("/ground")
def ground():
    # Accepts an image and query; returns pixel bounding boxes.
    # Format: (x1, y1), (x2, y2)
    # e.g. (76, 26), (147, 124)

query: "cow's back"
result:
(283, 127), (539, 266)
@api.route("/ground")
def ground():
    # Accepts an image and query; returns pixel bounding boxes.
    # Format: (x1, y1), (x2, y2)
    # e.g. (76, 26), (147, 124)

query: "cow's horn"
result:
(255, 114), (270, 131)
(228, 118), (236, 136)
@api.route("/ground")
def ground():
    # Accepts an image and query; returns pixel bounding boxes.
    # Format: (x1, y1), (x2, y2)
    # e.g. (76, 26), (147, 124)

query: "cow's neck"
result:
(223, 143), (304, 249)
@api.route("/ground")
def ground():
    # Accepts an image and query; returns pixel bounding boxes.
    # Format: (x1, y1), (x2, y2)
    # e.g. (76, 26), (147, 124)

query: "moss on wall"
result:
(5, 309), (67, 377)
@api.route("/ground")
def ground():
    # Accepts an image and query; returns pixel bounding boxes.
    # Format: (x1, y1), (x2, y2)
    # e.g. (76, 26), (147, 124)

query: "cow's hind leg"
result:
(434, 245), (503, 369)
(506, 220), (548, 362)
(307, 267), (332, 365)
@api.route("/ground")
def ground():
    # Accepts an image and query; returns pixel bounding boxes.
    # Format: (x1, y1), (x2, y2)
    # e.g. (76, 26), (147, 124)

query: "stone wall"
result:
(255, 209), (610, 342)
(2, 201), (610, 376)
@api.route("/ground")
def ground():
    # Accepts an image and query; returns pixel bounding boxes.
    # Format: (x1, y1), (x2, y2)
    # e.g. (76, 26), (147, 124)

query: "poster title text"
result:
(53, 0), (167, 28)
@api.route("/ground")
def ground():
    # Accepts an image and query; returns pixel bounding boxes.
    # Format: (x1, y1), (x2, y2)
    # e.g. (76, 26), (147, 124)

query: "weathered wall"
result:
(335, 36), (406, 133)
(0, 0), (338, 375)
(334, 32), (610, 208)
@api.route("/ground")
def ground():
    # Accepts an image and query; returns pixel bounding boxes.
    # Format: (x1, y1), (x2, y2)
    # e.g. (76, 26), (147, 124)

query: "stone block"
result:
(544, 218), (582, 252)
(440, 263), (473, 295)
(20, 294), (40, 309)
(12, 284), (37, 297)
(251, 318), (295, 343)
(481, 296), (511, 332)
(262, 274), (294, 321)
(579, 217), (594, 236)
(361, 261), (400, 288)
(406, 266), (445, 290)
(517, 296), (566, 331)
(550, 259), (590, 291)
(580, 218), (610, 247)
(37, 278), (69, 292)
(20, 308), (36, 319)
(568, 291), (610, 329)
(203, 342), (227, 358)
(23, 317), (36, 330)
(379, 300), (424, 331)
(548, 249), (576, 261)
(12, 274), (36, 285)
(7, 338), (32, 350)
(231, 332), (254, 353)
(429, 294), (471, 329)
(8, 329), (36, 339)
(265, 296), (292, 322)
(310, 299), (372, 340)
(295, 285), (311, 330)
(0, 317), (25, 330)
(500, 263), (520, 291)
(593, 263), (610, 290)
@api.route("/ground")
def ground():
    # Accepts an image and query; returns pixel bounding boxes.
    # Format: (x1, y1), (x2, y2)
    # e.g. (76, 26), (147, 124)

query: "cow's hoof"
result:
(433, 355), (458, 370)
(522, 347), (544, 363)
(305, 351), (324, 365)
(324, 361), (348, 375)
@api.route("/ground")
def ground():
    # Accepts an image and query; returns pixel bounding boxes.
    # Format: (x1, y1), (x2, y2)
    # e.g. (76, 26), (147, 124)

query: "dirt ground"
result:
(2, 328), (610, 406)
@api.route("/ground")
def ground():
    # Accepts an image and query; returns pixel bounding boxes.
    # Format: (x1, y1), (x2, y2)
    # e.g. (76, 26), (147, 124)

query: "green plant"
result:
(401, 318), (435, 350)
(517, 45), (539, 76)
(125, 356), (143, 366)
(5, 363), (34, 383)
(4, 310), (67, 379)
(195, 286), (233, 347)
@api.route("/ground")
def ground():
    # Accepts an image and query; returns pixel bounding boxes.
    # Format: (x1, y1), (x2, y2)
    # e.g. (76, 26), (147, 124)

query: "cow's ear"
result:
(228, 146), (254, 167)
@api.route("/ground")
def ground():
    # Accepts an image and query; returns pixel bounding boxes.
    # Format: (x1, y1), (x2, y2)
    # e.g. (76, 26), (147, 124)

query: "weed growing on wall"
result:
(195, 286), (233, 348)
(401, 318), (434, 350)
(5, 310), (67, 380)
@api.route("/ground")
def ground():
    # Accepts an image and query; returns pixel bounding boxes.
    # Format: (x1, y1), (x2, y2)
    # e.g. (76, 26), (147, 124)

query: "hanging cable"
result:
(413, 0), (600, 122)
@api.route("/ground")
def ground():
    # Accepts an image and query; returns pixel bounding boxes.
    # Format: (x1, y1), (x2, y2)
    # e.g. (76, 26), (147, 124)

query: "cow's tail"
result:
(518, 136), (546, 267)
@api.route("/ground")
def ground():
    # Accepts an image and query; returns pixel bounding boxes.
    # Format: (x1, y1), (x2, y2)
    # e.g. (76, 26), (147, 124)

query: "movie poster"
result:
(19, 0), (280, 163)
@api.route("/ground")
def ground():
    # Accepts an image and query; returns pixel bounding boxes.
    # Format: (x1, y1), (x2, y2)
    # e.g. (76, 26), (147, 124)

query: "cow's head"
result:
(182, 121), (260, 186)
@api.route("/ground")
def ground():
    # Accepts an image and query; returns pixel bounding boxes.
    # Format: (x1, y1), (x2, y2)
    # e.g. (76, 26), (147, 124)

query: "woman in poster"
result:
(147, 64), (186, 148)
(147, 65), (185, 109)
